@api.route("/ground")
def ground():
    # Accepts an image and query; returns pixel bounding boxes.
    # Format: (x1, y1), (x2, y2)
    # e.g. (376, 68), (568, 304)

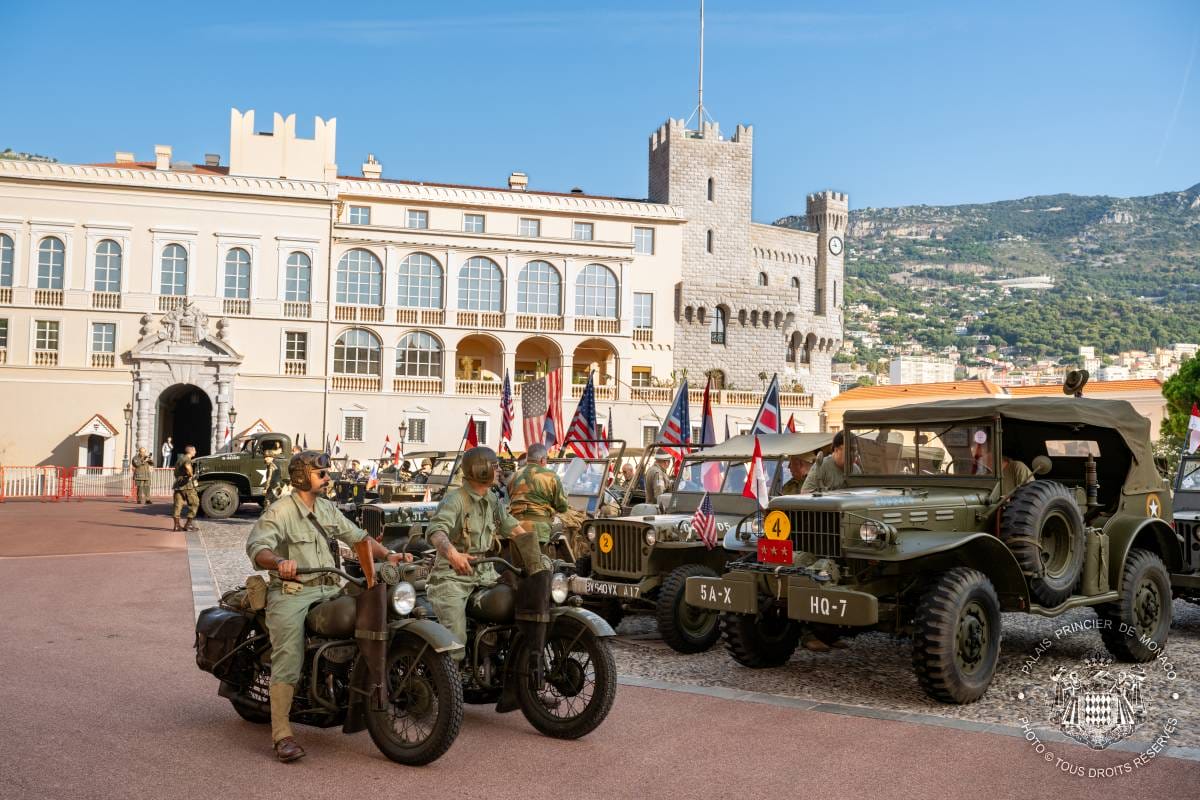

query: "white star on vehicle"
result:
(256, 469), (267, 486)
(1148, 498), (1160, 518)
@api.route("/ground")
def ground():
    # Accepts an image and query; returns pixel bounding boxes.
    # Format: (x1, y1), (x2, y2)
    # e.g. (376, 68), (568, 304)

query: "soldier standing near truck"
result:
(132, 446), (153, 505)
(172, 445), (200, 531)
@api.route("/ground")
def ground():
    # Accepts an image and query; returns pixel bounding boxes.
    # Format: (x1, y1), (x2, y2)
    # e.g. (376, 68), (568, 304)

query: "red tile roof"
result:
(1008, 378), (1164, 396)
(87, 161), (230, 175)
(338, 174), (643, 203)
(827, 380), (1006, 405)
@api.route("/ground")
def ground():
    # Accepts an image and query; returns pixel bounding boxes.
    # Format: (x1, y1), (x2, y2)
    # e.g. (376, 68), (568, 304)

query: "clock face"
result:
(828, 236), (844, 256)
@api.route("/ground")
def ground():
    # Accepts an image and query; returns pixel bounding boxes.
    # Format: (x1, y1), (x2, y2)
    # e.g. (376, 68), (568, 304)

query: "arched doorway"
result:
(158, 383), (213, 457)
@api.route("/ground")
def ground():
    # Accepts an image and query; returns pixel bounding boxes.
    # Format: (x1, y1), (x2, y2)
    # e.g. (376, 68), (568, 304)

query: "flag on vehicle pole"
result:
(1188, 403), (1200, 454)
(222, 426), (232, 451)
(656, 379), (691, 465)
(366, 461), (379, 490)
(324, 435), (331, 456)
(724, 415), (731, 442)
(750, 374), (782, 435)
(501, 369), (515, 446)
(565, 372), (599, 458)
(691, 492), (718, 550)
(595, 407), (613, 458)
(382, 434), (393, 460)
(521, 369), (564, 448)
(742, 435), (770, 510)
(332, 435), (342, 458)
(786, 414), (797, 434)
(422, 485), (432, 503)
(464, 416), (479, 450)
(700, 377), (721, 491)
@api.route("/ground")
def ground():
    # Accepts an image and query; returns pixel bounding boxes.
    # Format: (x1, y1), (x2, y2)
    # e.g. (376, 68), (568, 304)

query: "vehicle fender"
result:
(885, 531), (1030, 611)
(1103, 515), (1184, 587)
(389, 617), (465, 654)
(197, 471), (252, 495)
(550, 605), (616, 638)
(722, 528), (755, 553)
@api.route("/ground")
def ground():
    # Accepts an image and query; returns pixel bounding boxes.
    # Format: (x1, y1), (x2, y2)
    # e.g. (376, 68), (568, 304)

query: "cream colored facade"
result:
(0, 109), (836, 467)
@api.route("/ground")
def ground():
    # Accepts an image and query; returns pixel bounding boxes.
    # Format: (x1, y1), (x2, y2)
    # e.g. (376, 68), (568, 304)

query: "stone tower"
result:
(806, 191), (848, 317)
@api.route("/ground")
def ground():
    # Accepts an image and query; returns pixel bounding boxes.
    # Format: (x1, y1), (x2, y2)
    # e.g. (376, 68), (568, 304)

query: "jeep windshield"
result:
(674, 459), (781, 494)
(1178, 456), (1200, 493)
(847, 423), (992, 478)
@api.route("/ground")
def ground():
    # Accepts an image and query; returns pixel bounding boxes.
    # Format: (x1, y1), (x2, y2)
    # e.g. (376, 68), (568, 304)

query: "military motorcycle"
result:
(444, 555), (618, 739)
(193, 540), (464, 765)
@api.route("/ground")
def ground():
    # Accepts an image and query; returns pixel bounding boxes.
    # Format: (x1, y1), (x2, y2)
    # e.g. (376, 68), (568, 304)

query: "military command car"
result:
(574, 433), (832, 653)
(687, 397), (1184, 703)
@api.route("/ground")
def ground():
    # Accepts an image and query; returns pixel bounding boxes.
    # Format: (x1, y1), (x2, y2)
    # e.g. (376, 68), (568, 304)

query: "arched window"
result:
(223, 247), (251, 299)
(37, 237), (65, 289)
(334, 328), (381, 375)
(757, 271), (768, 287)
(336, 248), (382, 306)
(801, 333), (815, 364)
(93, 239), (122, 293)
(160, 243), (188, 296)
(575, 264), (618, 318)
(710, 306), (727, 345)
(706, 229), (714, 254)
(517, 260), (561, 315)
(791, 276), (801, 302)
(396, 331), (443, 378)
(457, 256), (503, 311)
(707, 177), (715, 202)
(0, 233), (12, 287)
(285, 252), (311, 302)
(398, 252), (444, 309)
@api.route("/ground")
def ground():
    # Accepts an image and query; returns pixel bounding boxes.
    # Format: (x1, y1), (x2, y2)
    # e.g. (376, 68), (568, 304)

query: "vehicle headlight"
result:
(550, 572), (569, 604)
(859, 520), (883, 543)
(390, 582), (417, 616)
(739, 513), (764, 541)
(644, 529), (657, 546)
(586, 527), (596, 542)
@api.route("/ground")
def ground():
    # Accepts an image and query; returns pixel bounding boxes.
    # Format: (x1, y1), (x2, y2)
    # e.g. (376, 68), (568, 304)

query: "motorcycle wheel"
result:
(515, 618), (617, 739)
(364, 637), (464, 766)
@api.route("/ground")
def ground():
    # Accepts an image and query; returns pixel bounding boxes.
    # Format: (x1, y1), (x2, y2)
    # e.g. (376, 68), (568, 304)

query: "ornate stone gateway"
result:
(129, 300), (242, 457)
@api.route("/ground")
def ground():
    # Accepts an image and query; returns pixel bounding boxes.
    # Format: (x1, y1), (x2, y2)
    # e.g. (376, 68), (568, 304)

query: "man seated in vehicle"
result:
(508, 443), (570, 547)
(1000, 448), (1035, 496)
(617, 462), (636, 489)
(801, 432), (851, 493)
(644, 451), (672, 504)
(780, 453), (814, 495)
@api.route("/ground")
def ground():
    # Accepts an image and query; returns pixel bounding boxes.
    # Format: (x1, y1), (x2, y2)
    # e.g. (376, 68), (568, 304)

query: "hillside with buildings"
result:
(778, 183), (1200, 389)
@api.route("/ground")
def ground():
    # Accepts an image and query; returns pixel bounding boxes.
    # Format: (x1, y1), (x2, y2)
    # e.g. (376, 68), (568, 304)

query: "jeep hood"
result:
(771, 487), (989, 512)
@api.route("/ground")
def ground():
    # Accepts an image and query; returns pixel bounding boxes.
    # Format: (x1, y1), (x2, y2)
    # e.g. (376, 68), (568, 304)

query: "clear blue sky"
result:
(2, 1), (1197, 219)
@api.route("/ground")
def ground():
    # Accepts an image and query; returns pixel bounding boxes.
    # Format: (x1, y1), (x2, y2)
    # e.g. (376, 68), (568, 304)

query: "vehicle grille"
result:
(361, 506), (385, 539)
(592, 522), (646, 578)
(1178, 519), (1200, 553)
(787, 510), (842, 559)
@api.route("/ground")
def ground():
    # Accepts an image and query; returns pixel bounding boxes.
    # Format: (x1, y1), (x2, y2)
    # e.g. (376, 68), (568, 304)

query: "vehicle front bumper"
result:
(685, 573), (880, 626)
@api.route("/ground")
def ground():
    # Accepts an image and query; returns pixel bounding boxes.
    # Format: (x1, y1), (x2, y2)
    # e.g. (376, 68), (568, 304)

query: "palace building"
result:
(0, 109), (844, 466)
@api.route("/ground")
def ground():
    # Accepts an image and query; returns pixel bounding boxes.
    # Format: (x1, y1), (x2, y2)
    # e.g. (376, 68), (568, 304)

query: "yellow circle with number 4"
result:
(763, 510), (791, 541)
(598, 532), (614, 553)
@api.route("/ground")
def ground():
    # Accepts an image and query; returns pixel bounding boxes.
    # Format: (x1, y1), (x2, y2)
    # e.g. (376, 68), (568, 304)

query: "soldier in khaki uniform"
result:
(131, 446), (153, 504)
(779, 454), (813, 495)
(507, 442), (570, 547)
(245, 450), (409, 763)
(172, 445), (199, 531)
(644, 451), (672, 504)
(802, 432), (855, 494)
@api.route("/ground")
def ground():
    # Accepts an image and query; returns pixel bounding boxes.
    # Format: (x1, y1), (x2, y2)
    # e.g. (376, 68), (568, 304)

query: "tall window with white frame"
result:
(633, 227), (655, 255)
(160, 244), (188, 296)
(348, 206), (371, 225)
(93, 240), (122, 293)
(37, 237), (65, 289)
(285, 252), (311, 302)
(334, 329), (381, 375)
(575, 264), (617, 318)
(406, 418), (427, 445)
(632, 292), (653, 329)
(91, 322), (116, 367)
(336, 249), (382, 306)
(344, 416), (364, 442)
(223, 248), (251, 302)
(572, 222), (594, 241)
(406, 210), (429, 230)
(396, 331), (443, 379)
(519, 218), (541, 238)
(462, 214), (485, 234)
(517, 261), (561, 315)
(458, 257), (503, 311)
(34, 320), (59, 364)
(0, 234), (13, 288)
(0, 318), (9, 358)
(284, 332), (307, 375)
(397, 253), (443, 309)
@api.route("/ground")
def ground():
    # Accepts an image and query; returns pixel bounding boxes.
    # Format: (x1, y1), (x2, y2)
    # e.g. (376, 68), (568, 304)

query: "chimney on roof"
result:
(570, 187), (584, 194)
(362, 153), (382, 180)
(204, 153), (221, 167)
(508, 171), (528, 191)
(115, 151), (135, 164)
(154, 145), (172, 171)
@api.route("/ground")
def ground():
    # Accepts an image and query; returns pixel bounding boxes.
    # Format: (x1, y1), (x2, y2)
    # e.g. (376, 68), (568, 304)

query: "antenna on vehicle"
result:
(1063, 369), (1089, 398)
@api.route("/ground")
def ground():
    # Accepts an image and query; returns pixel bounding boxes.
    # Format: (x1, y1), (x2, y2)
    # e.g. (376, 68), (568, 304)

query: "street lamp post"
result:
(398, 421), (407, 462)
(122, 402), (133, 470)
(228, 407), (238, 451)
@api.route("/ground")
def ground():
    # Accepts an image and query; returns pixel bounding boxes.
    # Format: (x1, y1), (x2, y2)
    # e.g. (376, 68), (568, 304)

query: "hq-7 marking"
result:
(698, 583), (733, 605)
(811, 595), (848, 618)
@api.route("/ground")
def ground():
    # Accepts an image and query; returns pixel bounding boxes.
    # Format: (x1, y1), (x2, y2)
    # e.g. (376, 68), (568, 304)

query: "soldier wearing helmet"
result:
(507, 442), (570, 548)
(245, 450), (411, 763)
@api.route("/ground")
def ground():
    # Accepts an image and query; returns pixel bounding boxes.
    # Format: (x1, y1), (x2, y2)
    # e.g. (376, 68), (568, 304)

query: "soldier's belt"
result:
(514, 512), (553, 523)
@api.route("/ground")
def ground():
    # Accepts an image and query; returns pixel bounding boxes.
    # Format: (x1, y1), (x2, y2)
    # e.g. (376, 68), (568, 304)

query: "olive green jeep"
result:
(193, 432), (292, 519)
(574, 433), (832, 653)
(686, 397), (1184, 703)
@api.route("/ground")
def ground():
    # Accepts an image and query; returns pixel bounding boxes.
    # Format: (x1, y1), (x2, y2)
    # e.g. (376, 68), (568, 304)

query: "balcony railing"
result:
(34, 349), (58, 366)
(574, 317), (620, 334)
(393, 377), (443, 394)
(0, 287), (11, 304)
(515, 314), (564, 332)
(334, 305), (384, 323)
(396, 308), (446, 326)
(629, 386), (671, 403)
(223, 298), (251, 315)
(455, 311), (504, 329)
(571, 383), (617, 400)
(456, 379), (501, 396)
(620, 386), (814, 410)
(331, 375), (381, 392)
(283, 302), (311, 319)
(780, 392), (815, 409)
(34, 289), (63, 307)
(90, 352), (115, 368)
(284, 360), (307, 376)
(92, 292), (121, 310)
(632, 328), (653, 342)
(159, 295), (184, 312)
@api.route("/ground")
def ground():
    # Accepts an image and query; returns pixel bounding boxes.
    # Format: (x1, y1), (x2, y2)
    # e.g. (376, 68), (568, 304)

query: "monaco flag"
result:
(742, 435), (770, 510)
(1188, 403), (1200, 454)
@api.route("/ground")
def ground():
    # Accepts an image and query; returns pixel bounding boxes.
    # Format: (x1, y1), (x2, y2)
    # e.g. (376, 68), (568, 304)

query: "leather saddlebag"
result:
(195, 606), (252, 677)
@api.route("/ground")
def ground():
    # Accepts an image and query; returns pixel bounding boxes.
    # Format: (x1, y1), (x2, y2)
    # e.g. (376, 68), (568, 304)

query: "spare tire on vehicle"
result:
(999, 481), (1085, 607)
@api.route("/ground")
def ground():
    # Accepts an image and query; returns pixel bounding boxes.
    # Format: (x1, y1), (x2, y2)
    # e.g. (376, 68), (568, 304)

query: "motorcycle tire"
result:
(515, 617), (616, 739)
(229, 698), (270, 724)
(364, 637), (464, 766)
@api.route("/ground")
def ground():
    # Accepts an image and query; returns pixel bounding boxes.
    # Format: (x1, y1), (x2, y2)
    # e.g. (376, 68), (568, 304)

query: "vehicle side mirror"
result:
(1031, 455), (1052, 476)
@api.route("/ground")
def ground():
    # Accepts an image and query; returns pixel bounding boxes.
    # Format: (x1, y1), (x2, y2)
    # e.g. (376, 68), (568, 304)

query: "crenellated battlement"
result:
(649, 117), (752, 153)
(228, 108), (337, 183)
(806, 190), (849, 205)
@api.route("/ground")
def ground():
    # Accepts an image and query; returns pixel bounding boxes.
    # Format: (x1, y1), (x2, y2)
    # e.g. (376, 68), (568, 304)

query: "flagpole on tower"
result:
(697, 0), (704, 131)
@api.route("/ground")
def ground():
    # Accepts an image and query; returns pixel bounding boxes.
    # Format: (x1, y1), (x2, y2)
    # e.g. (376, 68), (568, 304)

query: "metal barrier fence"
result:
(0, 466), (65, 502)
(0, 466), (178, 502)
(68, 467), (132, 499)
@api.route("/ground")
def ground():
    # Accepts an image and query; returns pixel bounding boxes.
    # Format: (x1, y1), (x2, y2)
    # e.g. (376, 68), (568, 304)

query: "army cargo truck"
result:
(193, 432), (291, 519)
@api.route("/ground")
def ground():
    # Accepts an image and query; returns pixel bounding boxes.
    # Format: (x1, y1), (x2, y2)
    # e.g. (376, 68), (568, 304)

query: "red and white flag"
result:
(786, 414), (797, 434)
(382, 434), (393, 460)
(464, 416), (479, 449)
(1188, 403), (1200, 454)
(222, 426), (232, 450)
(690, 492), (718, 550)
(742, 435), (770, 510)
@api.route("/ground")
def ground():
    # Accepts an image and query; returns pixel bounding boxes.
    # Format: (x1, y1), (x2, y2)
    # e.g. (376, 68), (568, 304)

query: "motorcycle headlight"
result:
(586, 527), (596, 542)
(644, 529), (657, 546)
(390, 581), (417, 616)
(550, 572), (569, 604)
(859, 520), (883, 544)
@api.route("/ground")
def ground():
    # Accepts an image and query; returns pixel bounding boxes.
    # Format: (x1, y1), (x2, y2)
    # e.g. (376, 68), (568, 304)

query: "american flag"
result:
(500, 369), (514, 444)
(595, 407), (612, 458)
(656, 379), (691, 464)
(691, 492), (718, 549)
(751, 374), (781, 436)
(566, 372), (599, 458)
(521, 370), (563, 448)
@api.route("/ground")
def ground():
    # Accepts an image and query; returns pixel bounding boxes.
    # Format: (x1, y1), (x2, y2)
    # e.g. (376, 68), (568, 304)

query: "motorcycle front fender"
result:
(390, 618), (465, 654)
(550, 605), (615, 638)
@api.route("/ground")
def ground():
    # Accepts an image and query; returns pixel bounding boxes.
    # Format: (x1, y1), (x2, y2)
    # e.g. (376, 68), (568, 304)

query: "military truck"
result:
(686, 397), (1183, 704)
(574, 433), (833, 653)
(194, 432), (292, 519)
(1171, 453), (1200, 605)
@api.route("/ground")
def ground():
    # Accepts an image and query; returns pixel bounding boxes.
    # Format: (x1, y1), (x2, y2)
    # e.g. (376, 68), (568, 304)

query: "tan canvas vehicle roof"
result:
(694, 432), (834, 460)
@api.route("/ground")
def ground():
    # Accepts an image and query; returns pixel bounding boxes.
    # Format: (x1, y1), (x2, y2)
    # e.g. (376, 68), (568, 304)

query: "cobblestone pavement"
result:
(198, 515), (1200, 750)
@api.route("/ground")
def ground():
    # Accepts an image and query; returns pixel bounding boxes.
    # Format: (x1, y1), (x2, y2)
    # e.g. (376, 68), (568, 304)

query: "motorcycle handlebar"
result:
(294, 566), (365, 587)
(471, 556), (524, 577)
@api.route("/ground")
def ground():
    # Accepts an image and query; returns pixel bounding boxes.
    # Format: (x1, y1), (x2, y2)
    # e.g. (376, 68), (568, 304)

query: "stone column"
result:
(135, 375), (153, 454)
(214, 378), (231, 453)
